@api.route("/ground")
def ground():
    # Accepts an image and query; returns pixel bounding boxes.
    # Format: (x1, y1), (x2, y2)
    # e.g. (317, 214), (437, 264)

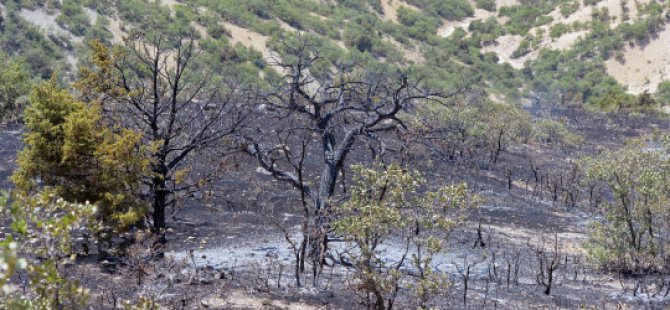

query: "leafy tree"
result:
(500, 5), (553, 35)
(479, 101), (534, 164)
(581, 136), (670, 272)
(12, 78), (147, 234)
(84, 15), (114, 43)
(535, 119), (583, 147)
(333, 164), (478, 309)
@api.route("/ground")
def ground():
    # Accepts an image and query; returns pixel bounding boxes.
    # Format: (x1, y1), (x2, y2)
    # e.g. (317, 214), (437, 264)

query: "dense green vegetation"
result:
(5, 0), (669, 109)
(12, 78), (147, 233)
(0, 1), (67, 79)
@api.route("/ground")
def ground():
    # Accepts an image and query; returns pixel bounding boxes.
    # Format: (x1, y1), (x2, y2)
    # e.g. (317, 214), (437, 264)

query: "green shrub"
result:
(655, 80), (670, 106)
(549, 23), (571, 38)
(581, 136), (670, 272)
(334, 164), (478, 309)
(0, 192), (94, 309)
(475, 0), (496, 12)
(560, 1), (580, 16)
(405, 0), (474, 19)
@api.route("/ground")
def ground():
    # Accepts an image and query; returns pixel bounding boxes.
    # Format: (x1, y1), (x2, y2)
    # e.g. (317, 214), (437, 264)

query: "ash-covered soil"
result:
(0, 125), (20, 189)
(3, 108), (670, 309)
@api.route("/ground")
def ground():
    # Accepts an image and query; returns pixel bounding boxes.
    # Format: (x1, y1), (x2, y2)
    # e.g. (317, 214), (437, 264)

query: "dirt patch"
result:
(201, 290), (326, 310)
(19, 8), (83, 44)
(495, 0), (520, 7)
(439, 9), (494, 38)
(544, 0), (651, 28)
(108, 16), (127, 44)
(605, 25), (670, 94)
(481, 34), (526, 69)
(158, 0), (180, 9)
(466, 0), (655, 69)
(222, 22), (273, 60)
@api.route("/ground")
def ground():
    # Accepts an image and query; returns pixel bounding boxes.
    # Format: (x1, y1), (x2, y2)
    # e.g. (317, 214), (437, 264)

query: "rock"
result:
(255, 167), (272, 175)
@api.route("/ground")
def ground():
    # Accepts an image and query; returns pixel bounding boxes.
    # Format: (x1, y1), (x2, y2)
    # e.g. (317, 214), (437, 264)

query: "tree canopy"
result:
(12, 78), (147, 232)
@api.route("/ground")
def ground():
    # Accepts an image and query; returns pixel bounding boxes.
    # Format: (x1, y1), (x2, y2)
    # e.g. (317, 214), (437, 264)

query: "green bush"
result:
(405, 0), (474, 19)
(334, 164), (478, 309)
(475, 0), (496, 12)
(560, 1), (580, 16)
(581, 136), (670, 272)
(549, 23), (571, 38)
(500, 5), (554, 35)
(655, 80), (670, 105)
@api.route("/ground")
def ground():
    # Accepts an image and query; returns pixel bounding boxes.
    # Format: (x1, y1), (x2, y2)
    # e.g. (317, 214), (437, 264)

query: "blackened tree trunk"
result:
(240, 34), (456, 279)
(152, 177), (167, 231)
(78, 27), (246, 233)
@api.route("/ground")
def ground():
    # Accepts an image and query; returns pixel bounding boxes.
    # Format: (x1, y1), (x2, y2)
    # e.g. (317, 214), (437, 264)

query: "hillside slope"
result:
(2, 0), (670, 107)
